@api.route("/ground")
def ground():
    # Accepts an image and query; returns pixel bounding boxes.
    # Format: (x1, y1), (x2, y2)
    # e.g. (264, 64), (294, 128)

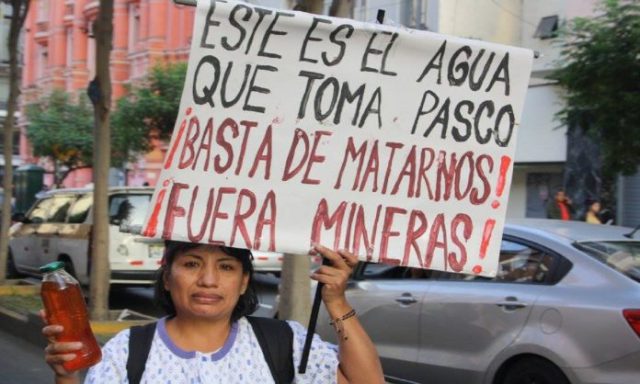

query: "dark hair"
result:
(585, 198), (599, 207)
(154, 240), (259, 322)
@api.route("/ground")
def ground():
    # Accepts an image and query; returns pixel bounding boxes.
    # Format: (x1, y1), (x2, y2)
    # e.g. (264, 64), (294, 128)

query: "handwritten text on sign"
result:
(142, 0), (533, 277)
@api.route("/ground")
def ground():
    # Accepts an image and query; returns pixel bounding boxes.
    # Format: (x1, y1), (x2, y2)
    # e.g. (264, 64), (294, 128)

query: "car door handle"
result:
(496, 296), (527, 310)
(395, 293), (418, 305)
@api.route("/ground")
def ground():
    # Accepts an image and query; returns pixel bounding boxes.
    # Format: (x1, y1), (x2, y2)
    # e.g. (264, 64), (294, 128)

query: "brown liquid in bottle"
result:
(41, 281), (102, 372)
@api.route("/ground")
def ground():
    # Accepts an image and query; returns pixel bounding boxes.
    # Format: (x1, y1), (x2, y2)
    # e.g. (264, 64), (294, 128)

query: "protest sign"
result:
(142, 0), (533, 276)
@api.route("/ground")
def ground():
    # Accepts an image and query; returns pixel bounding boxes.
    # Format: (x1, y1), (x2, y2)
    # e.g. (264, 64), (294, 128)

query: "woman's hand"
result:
(40, 310), (81, 383)
(309, 247), (385, 384)
(310, 244), (358, 309)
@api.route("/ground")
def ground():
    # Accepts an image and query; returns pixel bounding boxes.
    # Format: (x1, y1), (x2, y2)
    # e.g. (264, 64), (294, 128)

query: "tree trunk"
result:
(0, 0), (30, 284)
(88, 0), (114, 321)
(329, 0), (353, 18)
(277, 0), (334, 323)
(278, 254), (311, 322)
(53, 161), (60, 188)
(292, 0), (324, 14)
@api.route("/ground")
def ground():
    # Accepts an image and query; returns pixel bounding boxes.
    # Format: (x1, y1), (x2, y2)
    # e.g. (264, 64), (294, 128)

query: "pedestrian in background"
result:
(584, 199), (603, 224)
(546, 188), (574, 221)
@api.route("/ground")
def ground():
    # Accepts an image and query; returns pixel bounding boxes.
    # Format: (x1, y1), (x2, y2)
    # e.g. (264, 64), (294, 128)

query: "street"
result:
(0, 327), (58, 383)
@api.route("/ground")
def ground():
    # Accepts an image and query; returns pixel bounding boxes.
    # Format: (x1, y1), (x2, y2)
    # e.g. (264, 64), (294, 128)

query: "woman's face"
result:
(164, 245), (249, 321)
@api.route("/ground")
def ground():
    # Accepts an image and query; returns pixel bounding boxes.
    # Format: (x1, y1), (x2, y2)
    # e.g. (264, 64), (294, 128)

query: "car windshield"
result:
(576, 241), (640, 283)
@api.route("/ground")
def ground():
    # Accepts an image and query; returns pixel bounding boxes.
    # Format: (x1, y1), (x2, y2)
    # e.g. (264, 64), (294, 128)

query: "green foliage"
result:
(111, 62), (187, 166)
(25, 90), (94, 170)
(551, 0), (640, 176)
(25, 63), (187, 181)
(0, 294), (42, 316)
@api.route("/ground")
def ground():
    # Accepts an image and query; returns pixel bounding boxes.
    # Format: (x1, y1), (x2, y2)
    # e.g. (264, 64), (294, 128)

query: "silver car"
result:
(316, 219), (640, 384)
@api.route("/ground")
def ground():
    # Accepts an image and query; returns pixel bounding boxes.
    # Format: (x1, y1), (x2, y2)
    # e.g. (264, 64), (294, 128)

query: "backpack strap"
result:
(126, 322), (157, 384)
(125, 318), (293, 384)
(247, 316), (294, 384)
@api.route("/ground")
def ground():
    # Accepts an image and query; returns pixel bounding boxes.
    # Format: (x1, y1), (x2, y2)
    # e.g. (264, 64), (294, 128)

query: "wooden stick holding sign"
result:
(299, 256), (331, 373)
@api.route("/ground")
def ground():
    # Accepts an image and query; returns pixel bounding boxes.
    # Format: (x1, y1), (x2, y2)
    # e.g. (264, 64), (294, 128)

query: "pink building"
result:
(21, 0), (195, 187)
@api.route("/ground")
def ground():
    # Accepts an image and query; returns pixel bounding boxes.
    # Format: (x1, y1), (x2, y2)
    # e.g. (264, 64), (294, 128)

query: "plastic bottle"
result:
(40, 261), (102, 372)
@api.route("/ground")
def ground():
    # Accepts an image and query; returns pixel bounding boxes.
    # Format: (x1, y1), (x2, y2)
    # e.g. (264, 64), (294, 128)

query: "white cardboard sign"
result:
(142, 0), (533, 277)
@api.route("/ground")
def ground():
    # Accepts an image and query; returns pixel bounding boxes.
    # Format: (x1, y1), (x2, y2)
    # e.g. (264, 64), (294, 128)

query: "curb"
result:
(0, 302), (155, 348)
(0, 281), (156, 348)
(0, 306), (48, 348)
(0, 284), (40, 296)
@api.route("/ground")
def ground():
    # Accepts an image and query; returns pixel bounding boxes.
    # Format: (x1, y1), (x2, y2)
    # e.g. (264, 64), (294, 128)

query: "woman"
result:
(585, 200), (602, 224)
(42, 241), (384, 383)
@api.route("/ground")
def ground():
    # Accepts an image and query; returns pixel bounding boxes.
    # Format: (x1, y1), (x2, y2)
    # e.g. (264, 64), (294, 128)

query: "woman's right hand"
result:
(40, 310), (82, 383)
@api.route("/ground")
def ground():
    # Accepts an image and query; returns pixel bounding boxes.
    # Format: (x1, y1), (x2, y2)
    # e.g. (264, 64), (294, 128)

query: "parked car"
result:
(8, 187), (164, 285)
(316, 219), (640, 384)
(251, 252), (323, 275)
(252, 251), (285, 275)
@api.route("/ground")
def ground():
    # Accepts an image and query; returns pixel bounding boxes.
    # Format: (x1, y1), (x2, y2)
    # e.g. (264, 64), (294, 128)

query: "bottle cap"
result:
(39, 261), (66, 273)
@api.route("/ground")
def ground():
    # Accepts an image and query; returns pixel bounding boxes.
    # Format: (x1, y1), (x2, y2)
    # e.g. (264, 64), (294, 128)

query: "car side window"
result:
(67, 194), (92, 224)
(358, 239), (556, 284)
(360, 263), (438, 280)
(403, 240), (556, 284)
(496, 240), (553, 283)
(360, 263), (408, 279)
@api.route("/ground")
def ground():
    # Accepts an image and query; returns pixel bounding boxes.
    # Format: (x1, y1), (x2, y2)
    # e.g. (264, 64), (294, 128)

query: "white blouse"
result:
(84, 316), (339, 384)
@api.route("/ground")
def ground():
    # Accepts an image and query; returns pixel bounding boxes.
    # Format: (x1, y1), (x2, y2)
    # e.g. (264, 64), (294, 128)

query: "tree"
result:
(88, 0), (114, 321)
(0, 0), (30, 284)
(24, 88), (152, 184)
(25, 91), (94, 186)
(111, 62), (187, 166)
(551, 0), (640, 179)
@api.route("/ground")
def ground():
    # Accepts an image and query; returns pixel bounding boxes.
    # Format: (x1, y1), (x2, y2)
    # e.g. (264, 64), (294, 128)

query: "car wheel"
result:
(6, 251), (21, 278)
(500, 357), (569, 384)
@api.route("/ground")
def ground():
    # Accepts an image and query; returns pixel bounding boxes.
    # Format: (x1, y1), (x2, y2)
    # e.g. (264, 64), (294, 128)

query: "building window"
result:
(400, 0), (429, 30)
(87, 35), (95, 79)
(356, 0), (369, 24)
(37, 0), (49, 22)
(0, 5), (10, 65)
(128, 3), (140, 52)
(37, 45), (48, 79)
(66, 27), (73, 67)
(526, 172), (563, 218)
(534, 15), (559, 39)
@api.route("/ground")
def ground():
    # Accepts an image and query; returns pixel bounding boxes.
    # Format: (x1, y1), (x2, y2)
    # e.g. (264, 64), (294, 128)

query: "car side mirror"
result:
(119, 223), (142, 235)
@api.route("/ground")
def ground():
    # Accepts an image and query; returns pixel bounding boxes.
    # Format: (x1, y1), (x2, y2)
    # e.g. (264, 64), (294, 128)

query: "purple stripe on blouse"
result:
(157, 317), (239, 360)
(211, 321), (238, 361)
